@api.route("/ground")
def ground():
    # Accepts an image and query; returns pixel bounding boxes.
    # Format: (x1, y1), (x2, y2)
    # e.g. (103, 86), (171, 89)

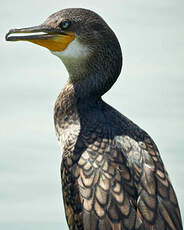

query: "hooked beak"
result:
(5, 25), (75, 52)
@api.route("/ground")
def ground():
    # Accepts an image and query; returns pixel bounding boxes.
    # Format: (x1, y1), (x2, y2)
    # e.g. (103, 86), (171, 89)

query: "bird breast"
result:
(56, 120), (80, 156)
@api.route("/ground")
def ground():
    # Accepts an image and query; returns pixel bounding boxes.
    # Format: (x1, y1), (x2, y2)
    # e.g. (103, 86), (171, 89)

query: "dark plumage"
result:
(6, 8), (183, 230)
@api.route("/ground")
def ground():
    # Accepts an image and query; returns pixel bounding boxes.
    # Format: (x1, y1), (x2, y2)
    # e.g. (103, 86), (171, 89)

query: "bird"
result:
(6, 8), (183, 230)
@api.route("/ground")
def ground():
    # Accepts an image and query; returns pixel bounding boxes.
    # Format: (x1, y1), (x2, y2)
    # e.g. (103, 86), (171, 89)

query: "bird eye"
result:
(59, 20), (71, 30)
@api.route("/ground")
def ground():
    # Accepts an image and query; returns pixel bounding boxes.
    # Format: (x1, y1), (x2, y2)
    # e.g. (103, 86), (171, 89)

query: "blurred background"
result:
(1, 0), (184, 229)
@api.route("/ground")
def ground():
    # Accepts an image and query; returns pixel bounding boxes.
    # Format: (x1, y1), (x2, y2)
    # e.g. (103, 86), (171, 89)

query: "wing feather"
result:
(61, 126), (182, 230)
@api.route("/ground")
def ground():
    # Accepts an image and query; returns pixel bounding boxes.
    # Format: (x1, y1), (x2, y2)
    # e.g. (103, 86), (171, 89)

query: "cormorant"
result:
(6, 8), (183, 230)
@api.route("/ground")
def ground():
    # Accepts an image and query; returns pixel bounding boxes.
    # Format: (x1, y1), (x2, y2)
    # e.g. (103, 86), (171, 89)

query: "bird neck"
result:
(55, 39), (122, 117)
(55, 81), (100, 116)
(70, 42), (122, 101)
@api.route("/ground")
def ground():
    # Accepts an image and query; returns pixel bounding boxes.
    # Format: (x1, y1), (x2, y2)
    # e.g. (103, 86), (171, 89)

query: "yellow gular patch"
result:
(27, 32), (75, 52)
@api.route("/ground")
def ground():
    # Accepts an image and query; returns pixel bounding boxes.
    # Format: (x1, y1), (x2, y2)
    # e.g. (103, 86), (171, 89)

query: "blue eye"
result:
(59, 20), (70, 29)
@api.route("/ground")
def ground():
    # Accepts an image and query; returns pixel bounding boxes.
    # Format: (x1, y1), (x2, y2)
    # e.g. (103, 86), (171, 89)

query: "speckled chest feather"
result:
(54, 83), (80, 157)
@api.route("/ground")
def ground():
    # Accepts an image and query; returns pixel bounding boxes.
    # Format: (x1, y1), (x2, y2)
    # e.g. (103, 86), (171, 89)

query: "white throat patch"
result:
(51, 38), (89, 59)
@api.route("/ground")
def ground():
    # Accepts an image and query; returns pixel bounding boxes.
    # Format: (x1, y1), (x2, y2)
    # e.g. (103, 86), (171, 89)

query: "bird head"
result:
(6, 8), (122, 96)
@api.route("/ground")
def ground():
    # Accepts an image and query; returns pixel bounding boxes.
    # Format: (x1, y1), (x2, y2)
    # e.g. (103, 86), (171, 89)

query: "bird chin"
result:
(51, 38), (90, 60)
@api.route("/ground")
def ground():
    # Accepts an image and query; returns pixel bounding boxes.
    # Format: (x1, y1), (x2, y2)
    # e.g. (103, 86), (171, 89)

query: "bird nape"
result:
(6, 8), (183, 230)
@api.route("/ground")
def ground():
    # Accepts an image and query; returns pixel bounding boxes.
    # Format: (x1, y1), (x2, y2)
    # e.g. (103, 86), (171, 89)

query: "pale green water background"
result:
(1, 0), (184, 229)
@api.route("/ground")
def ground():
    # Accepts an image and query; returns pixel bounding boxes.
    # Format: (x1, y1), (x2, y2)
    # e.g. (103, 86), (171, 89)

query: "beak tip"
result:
(5, 32), (10, 41)
(5, 29), (13, 41)
(5, 28), (18, 41)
